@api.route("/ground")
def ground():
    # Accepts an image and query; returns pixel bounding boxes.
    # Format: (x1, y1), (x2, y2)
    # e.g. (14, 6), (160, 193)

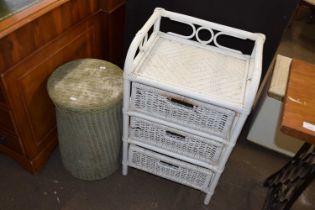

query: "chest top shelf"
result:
(133, 34), (252, 106)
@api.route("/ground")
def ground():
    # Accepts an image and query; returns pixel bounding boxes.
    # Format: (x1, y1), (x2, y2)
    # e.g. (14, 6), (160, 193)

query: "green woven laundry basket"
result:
(47, 59), (123, 180)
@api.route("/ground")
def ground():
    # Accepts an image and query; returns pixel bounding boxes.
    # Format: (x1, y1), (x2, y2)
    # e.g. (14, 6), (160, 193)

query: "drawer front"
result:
(0, 129), (22, 154)
(128, 145), (213, 190)
(0, 107), (15, 132)
(129, 116), (224, 165)
(130, 83), (235, 139)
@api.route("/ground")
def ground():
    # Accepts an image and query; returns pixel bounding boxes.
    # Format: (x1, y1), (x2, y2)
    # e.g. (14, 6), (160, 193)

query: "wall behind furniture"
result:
(123, 0), (300, 78)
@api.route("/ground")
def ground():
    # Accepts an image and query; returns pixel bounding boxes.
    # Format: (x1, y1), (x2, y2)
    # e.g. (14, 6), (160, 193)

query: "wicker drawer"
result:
(129, 116), (224, 164)
(128, 144), (213, 190)
(130, 83), (235, 139)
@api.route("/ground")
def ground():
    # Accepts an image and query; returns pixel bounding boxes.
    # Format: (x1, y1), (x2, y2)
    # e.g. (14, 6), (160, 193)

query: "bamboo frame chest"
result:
(122, 8), (265, 205)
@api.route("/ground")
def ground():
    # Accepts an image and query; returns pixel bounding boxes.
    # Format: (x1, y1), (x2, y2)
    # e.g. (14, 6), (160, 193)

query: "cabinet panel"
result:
(0, 107), (15, 132)
(3, 15), (101, 158)
(0, 0), (125, 174)
(0, 89), (5, 104)
(0, 129), (22, 154)
(0, 0), (99, 73)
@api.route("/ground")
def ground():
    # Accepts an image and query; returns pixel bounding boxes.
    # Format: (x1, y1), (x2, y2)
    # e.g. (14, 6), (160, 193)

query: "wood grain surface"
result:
(281, 59), (315, 144)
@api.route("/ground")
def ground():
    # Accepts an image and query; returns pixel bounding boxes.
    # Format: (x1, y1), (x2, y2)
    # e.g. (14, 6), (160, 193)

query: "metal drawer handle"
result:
(132, 126), (142, 130)
(167, 97), (194, 109)
(159, 161), (179, 170)
(165, 130), (186, 140)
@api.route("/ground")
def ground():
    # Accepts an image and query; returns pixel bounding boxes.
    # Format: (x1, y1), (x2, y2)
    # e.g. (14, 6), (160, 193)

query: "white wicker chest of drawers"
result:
(122, 8), (265, 205)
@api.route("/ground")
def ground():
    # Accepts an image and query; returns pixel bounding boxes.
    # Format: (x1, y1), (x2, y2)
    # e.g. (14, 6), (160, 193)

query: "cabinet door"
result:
(0, 129), (23, 154)
(2, 14), (103, 159)
(0, 107), (16, 133)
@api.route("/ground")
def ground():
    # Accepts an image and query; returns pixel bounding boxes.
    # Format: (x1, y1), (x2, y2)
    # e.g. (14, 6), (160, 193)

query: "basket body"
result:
(57, 103), (122, 180)
(48, 59), (123, 180)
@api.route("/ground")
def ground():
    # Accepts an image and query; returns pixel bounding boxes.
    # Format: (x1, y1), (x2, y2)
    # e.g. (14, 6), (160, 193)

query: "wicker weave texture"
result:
(134, 37), (250, 106)
(129, 116), (224, 164)
(130, 83), (235, 139)
(129, 145), (213, 190)
(47, 59), (123, 112)
(56, 102), (122, 181)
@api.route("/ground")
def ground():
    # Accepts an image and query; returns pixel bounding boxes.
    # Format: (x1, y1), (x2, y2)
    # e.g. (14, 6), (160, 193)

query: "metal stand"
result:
(263, 143), (315, 210)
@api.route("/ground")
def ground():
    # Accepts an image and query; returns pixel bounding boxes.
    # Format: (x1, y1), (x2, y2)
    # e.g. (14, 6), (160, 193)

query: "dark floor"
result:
(1, 11), (315, 210)
(1, 138), (314, 210)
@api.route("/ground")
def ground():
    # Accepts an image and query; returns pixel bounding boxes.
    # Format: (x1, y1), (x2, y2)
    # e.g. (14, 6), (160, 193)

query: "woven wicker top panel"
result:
(133, 36), (250, 106)
(47, 59), (123, 111)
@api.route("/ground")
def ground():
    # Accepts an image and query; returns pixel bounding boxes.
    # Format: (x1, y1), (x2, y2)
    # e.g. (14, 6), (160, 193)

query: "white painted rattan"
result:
(128, 144), (213, 191)
(124, 8), (265, 113)
(122, 8), (265, 206)
(129, 116), (224, 164)
(133, 36), (250, 106)
(130, 82), (236, 139)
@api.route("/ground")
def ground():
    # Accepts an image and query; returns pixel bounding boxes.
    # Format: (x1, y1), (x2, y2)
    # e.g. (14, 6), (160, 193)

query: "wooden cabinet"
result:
(0, 0), (125, 173)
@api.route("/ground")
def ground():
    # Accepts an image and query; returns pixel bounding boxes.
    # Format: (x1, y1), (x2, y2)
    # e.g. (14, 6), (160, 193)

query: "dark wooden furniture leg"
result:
(263, 143), (315, 210)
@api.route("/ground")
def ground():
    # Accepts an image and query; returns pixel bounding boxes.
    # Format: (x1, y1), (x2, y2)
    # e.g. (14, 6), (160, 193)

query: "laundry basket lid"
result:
(47, 59), (123, 111)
